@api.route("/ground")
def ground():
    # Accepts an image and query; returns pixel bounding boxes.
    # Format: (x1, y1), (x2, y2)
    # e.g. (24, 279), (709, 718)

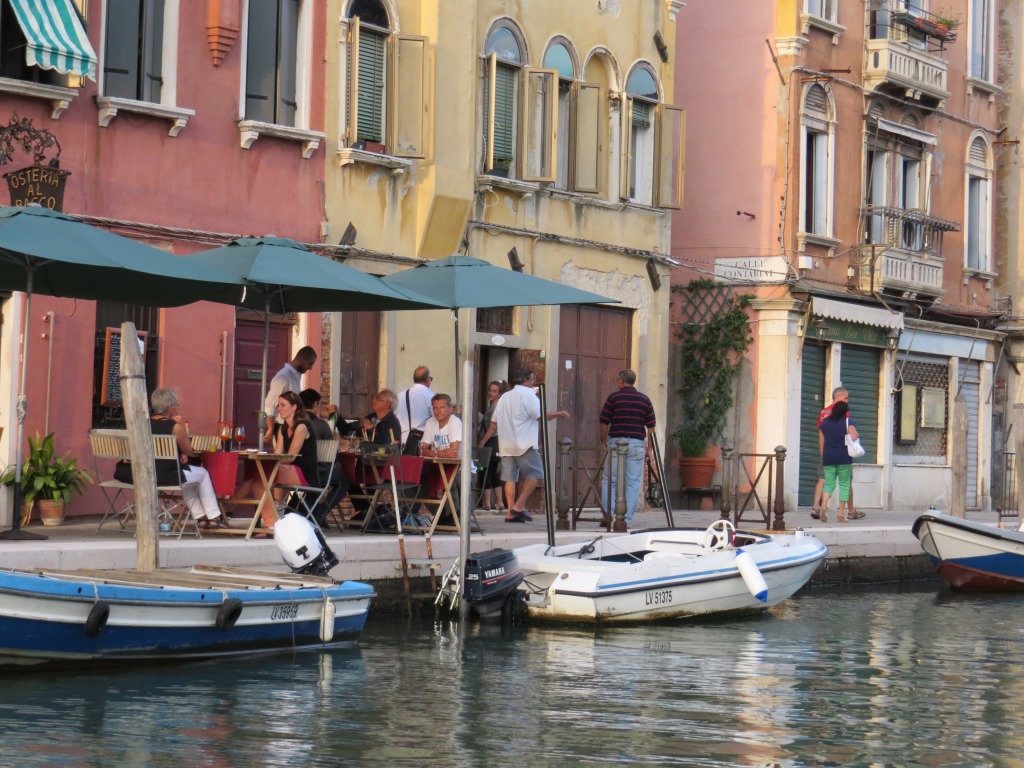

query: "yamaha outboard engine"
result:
(275, 513), (340, 578)
(463, 548), (524, 621)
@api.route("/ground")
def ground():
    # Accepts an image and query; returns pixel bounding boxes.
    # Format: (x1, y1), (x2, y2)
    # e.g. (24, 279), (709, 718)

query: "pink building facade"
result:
(673, 1), (1003, 514)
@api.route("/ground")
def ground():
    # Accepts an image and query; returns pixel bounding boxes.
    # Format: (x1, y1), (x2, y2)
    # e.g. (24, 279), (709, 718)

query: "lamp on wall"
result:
(812, 317), (829, 340)
(887, 328), (902, 352)
(507, 247), (524, 272)
(646, 259), (662, 291)
(653, 30), (669, 62)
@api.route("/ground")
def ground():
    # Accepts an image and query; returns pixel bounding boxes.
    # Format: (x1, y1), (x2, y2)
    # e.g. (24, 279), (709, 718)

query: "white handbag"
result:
(845, 417), (866, 458)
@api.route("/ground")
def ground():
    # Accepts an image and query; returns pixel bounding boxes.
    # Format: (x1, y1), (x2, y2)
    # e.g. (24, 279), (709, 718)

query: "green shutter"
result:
(356, 28), (385, 142)
(839, 346), (881, 463)
(799, 343), (827, 505)
(491, 63), (515, 171)
(632, 100), (651, 128)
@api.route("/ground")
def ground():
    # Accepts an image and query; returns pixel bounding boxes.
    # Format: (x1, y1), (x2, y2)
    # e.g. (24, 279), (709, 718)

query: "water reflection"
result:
(1, 585), (1023, 766)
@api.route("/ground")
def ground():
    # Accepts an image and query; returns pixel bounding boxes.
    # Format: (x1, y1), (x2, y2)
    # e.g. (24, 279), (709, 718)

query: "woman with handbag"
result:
(817, 400), (859, 523)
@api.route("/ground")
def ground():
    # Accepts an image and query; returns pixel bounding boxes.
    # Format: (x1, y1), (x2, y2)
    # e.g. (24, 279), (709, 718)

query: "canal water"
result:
(3, 582), (1023, 767)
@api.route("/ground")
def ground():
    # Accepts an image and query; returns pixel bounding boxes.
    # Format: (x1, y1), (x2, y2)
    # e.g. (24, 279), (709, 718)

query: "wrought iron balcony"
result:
(858, 206), (959, 300)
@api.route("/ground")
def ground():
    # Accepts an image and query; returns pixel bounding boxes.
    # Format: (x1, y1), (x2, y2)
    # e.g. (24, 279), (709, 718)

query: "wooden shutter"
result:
(104, 0), (141, 99)
(390, 34), (427, 157)
(619, 95), (633, 200)
(277, 0), (299, 126)
(141, 0), (164, 103)
(572, 81), (600, 193)
(245, 0), (277, 122)
(520, 68), (557, 182)
(839, 346), (881, 463)
(344, 17), (360, 146)
(356, 27), (385, 142)
(484, 55), (515, 176)
(655, 103), (685, 208)
(799, 343), (827, 505)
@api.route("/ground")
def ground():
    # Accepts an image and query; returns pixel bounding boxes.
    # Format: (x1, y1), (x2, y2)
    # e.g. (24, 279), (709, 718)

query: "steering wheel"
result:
(702, 519), (736, 551)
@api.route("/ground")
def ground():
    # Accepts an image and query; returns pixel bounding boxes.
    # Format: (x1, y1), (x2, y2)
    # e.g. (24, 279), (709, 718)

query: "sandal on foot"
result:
(819, 509), (827, 523)
(848, 510), (865, 520)
(837, 515), (848, 523)
(504, 514), (527, 523)
(810, 507), (820, 520)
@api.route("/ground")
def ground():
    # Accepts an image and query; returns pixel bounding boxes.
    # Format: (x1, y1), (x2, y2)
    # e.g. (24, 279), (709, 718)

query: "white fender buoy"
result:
(735, 548), (768, 603)
(319, 599), (336, 643)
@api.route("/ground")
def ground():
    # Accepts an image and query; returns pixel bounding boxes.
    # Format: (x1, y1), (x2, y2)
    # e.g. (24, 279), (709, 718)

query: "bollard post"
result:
(557, 438), (572, 531)
(772, 445), (787, 531)
(720, 442), (733, 522)
(613, 438), (628, 532)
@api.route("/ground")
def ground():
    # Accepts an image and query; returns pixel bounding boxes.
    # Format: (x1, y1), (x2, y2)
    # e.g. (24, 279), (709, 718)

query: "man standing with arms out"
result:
(599, 369), (657, 530)
(263, 346), (317, 444)
(479, 368), (568, 523)
(396, 365), (435, 444)
(812, 386), (864, 519)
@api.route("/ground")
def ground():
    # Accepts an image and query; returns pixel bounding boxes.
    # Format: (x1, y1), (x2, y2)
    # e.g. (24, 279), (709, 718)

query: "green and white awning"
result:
(8, 0), (97, 80)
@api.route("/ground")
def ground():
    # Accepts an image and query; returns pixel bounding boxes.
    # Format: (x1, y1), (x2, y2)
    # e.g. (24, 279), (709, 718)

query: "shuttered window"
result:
(485, 61), (516, 176)
(839, 346), (881, 463)
(356, 27), (385, 142)
(962, 361), (980, 508)
(245, 0), (298, 125)
(104, 0), (164, 102)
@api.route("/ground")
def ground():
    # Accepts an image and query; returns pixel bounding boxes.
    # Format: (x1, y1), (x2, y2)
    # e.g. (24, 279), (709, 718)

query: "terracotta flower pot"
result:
(678, 456), (716, 488)
(37, 499), (66, 527)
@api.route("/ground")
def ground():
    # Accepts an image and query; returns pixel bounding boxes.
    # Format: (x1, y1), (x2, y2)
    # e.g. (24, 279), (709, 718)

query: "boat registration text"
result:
(270, 603), (299, 620)
(645, 590), (673, 606)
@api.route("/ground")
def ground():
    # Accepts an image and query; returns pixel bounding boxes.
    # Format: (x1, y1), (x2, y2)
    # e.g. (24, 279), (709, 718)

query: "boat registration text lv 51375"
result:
(645, 590), (672, 605)
(270, 603), (299, 620)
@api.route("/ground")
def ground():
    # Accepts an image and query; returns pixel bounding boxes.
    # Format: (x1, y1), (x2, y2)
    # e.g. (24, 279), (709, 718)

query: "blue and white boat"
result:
(0, 510), (374, 668)
(0, 565), (374, 668)
(913, 511), (1024, 591)
(509, 522), (827, 623)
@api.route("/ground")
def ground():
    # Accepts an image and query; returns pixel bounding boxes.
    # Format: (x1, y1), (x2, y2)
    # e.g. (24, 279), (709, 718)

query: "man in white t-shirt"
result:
(396, 365), (436, 445)
(479, 368), (568, 523)
(421, 393), (462, 459)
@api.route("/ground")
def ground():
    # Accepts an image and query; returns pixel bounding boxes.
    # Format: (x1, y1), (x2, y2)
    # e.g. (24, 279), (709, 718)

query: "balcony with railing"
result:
(858, 206), (959, 300)
(864, 2), (952, 105)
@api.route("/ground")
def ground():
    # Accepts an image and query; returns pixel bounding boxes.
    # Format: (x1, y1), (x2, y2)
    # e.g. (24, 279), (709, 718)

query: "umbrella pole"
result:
(257, 299), (270, 451)
(453, 310), (460, 403)
(539, 382), (555, 549)
(458, 359), (474, 620)
(0, 273), (46, 540)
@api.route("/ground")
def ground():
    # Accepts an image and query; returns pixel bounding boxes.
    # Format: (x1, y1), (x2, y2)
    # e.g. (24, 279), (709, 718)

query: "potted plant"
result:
(671, 281), (754, 488)
(0, 432), (92, 526)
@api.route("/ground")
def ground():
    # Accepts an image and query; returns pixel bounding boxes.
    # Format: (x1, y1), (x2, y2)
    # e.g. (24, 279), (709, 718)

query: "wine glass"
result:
(233, 425), (246, 451)
(219, 422), (232, 451)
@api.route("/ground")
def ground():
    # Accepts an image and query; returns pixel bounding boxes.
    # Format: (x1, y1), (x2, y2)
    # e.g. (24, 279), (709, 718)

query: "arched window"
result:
(343, 0), (427, 157)
(543, 41), (575, 189)
(481, 21), (557, 181)
(965, 135), (992, 271)
(801, 83), (835, 237)
(622, 65), (683, 207)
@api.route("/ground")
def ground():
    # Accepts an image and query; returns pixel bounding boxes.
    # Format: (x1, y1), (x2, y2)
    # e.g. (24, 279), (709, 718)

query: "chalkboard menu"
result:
(101, 328), (147, 406)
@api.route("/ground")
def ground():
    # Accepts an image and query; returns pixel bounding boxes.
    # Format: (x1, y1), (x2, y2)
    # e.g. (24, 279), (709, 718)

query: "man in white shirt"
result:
(420, 393), (462, 459)
(480, 368), (568, 523)
(396, 365), (435, 444)
(263, 346), (317, 442)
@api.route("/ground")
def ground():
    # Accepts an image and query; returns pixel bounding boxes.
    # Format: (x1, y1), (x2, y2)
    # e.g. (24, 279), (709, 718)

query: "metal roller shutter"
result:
(799, 343), (826, 505)
(961, 361), (980, 508)
(839, 346), (880, 463)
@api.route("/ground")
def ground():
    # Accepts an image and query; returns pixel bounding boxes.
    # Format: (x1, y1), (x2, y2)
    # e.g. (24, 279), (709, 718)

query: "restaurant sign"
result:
(816, 319), (888, 348)
(4, 164), (71, 211)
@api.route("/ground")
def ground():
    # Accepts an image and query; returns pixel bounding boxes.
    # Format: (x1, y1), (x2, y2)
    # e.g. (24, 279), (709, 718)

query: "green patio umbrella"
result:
(0, 205), (246, 539)
(184, 237), (445, 448)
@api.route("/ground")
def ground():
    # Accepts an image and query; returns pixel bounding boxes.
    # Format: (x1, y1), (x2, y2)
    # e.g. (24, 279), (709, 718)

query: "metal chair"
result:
(273, 438), (340, 532)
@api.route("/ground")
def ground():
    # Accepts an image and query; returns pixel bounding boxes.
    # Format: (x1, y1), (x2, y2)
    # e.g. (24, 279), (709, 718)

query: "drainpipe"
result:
(42, 311), (54, 434)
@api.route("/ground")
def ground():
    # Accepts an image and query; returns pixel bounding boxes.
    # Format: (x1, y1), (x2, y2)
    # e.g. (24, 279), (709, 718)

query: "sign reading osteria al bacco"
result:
(4, 164), (71, 211)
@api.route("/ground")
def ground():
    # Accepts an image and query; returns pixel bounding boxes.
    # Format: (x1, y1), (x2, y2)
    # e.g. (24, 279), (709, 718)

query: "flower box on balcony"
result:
(894, 11), (958, 43)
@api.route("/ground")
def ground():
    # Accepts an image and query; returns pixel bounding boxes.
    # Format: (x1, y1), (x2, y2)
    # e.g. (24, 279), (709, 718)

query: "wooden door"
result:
(233, 316), (290, 441)
(334, 311), (381, 420)
(557, 305), (631, 505)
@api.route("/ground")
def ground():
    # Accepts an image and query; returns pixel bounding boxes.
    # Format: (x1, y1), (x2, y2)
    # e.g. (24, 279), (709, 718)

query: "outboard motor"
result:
(274, 513), (339, 578)
(462, 548), (524, 621)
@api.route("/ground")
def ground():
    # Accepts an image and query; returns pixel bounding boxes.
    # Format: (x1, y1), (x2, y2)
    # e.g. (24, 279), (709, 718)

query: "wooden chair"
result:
(189, 434), (221, 453)
(152, 434), (202, 538)
(90, 429), (135, 532)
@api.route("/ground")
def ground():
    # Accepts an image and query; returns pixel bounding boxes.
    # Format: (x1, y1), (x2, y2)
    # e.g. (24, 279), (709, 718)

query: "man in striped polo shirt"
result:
(599, 369), (657, 528)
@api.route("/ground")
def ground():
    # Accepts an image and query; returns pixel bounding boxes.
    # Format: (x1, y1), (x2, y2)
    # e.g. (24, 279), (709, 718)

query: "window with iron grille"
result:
(476, 306), (514, 335)
(893, 358), (947, 456)
(92, 302), (160, 428)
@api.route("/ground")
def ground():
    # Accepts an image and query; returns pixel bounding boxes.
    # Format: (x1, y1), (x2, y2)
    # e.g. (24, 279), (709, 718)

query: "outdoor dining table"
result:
(422, 456), (462, 536)
(197, 450), (295, 540)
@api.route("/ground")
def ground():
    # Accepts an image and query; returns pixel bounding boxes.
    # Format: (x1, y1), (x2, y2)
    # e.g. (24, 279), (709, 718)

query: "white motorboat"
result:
(912, 511), (1024, 591)
(463, 521), (827, 624)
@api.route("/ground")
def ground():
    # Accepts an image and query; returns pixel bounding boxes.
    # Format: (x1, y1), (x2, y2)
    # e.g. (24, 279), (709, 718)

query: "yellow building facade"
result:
(321, 0), (686, 459)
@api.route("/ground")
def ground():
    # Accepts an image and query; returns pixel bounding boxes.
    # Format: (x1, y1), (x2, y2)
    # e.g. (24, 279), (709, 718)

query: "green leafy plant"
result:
(0, 432), (92, 505)
(671, 281), (754, 458)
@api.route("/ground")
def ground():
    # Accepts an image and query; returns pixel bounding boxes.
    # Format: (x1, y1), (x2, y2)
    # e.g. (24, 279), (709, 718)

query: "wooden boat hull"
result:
(514, 528), (827, 624)
(0, 566), (374, 667)
(912, 512), (1024, 591)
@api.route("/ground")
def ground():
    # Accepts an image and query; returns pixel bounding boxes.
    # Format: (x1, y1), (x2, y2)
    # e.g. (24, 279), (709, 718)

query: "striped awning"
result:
(9, 0), (97, 80)
(812, 297), (904, 331)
